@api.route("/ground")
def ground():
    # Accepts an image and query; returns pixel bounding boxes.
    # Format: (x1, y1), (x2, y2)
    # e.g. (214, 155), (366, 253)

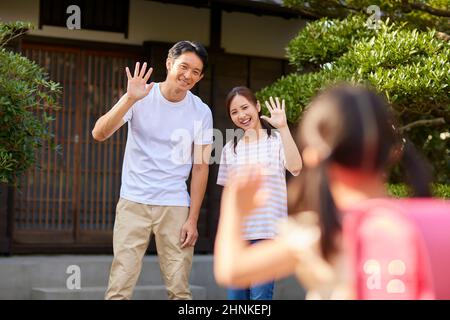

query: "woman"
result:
(216, 86), (302, 300)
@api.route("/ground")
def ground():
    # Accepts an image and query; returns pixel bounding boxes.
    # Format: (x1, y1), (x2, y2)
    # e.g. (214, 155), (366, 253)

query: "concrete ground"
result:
(0, 255), (306, 300)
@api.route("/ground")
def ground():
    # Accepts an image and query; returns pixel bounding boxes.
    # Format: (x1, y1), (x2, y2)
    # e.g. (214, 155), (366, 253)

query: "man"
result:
(92, 41), (213, 300)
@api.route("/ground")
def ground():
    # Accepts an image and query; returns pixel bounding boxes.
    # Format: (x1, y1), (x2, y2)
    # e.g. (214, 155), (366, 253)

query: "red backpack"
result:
(343, 199), (436, 300)
(396, 198), (450, 299)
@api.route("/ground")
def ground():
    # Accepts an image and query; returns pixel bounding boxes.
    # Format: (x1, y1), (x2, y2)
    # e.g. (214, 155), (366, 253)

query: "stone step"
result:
(31, 285), (207, 300)
(1, 255), (305, 299)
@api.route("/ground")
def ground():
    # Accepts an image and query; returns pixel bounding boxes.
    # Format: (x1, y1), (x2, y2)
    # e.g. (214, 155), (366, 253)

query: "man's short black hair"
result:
(167, 41), (208, 74)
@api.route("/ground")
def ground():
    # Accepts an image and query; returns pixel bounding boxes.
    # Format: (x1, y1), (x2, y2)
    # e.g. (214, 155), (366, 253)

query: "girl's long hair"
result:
(288, 84), (432, 261)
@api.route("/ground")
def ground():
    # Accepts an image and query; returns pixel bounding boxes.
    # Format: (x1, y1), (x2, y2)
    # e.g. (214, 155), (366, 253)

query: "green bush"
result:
(388, 184), (410, 198)
(0, 21), (61, 184)
(388, 184), (450, 199)
(257, 15), (449, 183)
(286, 16), (374, 70)
(433, 184), (450, 199)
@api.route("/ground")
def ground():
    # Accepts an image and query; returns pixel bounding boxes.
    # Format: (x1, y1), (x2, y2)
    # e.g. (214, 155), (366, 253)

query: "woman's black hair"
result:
(225, 86), (274, 153)
(288, 84), (432, 261)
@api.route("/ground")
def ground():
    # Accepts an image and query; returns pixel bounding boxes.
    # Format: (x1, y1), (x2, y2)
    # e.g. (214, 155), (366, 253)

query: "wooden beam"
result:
(210, 3), (223, 52)
(145, 0), (315, 20)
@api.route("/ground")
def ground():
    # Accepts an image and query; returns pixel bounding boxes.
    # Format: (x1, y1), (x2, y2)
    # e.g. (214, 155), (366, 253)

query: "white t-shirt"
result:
(120, 82), (213, 206)
(217, 132), (288, 240)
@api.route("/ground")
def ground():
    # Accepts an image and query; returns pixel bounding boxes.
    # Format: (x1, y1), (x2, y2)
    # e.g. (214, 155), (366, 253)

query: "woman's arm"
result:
(260, 97), (302, 176)
(279, 125), (303, 176)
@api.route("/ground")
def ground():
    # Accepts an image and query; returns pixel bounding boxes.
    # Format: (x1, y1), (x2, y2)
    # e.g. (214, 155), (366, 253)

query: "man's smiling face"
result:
(166, 51), (204, 92)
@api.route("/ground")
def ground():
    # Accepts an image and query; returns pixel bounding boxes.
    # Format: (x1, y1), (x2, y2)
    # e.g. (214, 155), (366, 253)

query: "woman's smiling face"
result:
(228, 94), (261, 131)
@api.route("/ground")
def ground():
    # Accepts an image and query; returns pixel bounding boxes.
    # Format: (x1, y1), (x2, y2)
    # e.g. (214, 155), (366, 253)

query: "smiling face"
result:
(166, 51), (204, 92)
(228, 94), (262, 131)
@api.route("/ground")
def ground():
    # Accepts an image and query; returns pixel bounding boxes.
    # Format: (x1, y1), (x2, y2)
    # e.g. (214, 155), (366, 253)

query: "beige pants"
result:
(105, 198), (194, 300)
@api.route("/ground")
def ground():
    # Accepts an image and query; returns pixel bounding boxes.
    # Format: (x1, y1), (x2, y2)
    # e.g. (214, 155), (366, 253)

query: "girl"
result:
(216, 86), (302, 300)
(214, 84), (445, 299)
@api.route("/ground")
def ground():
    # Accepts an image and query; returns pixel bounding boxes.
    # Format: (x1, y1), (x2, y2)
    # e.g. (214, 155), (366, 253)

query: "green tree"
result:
(0, 22), (61, 185)
(284, 0), (450, 34)
(257, 15), (449, 183)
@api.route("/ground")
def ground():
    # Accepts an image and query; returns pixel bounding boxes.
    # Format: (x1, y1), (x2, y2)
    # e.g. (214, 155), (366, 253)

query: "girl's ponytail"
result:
(398, 139), (432, 197)
(317, 161), (341, 261)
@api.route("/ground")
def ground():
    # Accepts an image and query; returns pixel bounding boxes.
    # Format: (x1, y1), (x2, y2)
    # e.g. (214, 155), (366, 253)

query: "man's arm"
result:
(92, 62), (154, 141)
(180, 143), (212, 248)
(92, 93), (136, 141)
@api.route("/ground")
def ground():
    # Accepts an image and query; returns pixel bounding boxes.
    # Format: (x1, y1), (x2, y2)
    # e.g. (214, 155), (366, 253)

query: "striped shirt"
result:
(217, 131), (288, 240)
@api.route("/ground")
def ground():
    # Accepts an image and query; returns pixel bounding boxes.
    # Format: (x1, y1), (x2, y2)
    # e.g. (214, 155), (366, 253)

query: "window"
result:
(39, 0), (130, 37)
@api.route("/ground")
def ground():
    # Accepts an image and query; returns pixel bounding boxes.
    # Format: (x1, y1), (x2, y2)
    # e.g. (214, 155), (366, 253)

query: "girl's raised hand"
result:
(221, 166), (268, 217)
(261, 97), (288, 129)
